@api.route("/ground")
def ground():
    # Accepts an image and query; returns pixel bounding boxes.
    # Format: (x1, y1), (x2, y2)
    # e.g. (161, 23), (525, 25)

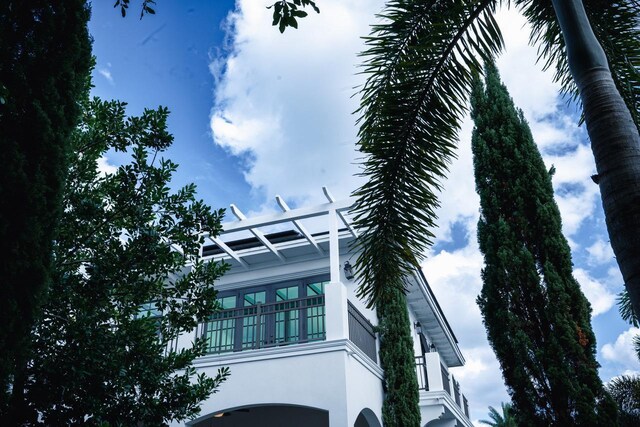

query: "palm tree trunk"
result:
(551, 0), (640, 317)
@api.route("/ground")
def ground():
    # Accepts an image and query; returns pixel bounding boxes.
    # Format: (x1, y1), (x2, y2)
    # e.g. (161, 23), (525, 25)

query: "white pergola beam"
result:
(211, 237), (249, 270)
(230, 204), (286, 263)
(215, 198), (353, 234)
(322, 186), (358, 238)
(276, 195), (324, 255)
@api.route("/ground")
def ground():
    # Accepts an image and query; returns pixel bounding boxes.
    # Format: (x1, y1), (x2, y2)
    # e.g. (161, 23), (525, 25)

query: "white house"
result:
(171, 190), (473, 427)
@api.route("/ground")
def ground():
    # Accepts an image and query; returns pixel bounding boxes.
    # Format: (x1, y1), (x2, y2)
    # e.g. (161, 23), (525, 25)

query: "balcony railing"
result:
(416, 355), (429, 390)
(200, 294), (325, 354)
(417, 353), (470, 420)
(441, 363), (451, 395)
(463, 395), (470, 418)
(347, 301), (377, 363)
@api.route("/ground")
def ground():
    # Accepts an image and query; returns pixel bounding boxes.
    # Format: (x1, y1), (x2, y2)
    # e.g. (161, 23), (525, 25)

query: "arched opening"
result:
(354, 408), (382, 427)
(189, 404), (329, 427)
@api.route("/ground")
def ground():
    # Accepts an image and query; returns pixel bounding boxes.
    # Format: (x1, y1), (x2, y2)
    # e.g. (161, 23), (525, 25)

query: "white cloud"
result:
(586, 239), (615, 266)
(451, 346), (509, 425)
(423, 241), (510, 421)
(602, 327), (640, 370)
(210, 0), (385, 207)
(495, 8), (559, 123)
(431, 116), (480, 242)
(422, 241), (488, 349)
(97, 156), (118, 176)
(98, 68), (114, 86)
(573, 268), (616, 317)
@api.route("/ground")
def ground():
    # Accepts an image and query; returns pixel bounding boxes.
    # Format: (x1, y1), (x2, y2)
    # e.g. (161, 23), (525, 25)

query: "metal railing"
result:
(347, 301), (377, 363)
(441, 363), (451, 395)
(453, 378), (461, 406)
(416, 355), (471, 419)
(415, 355), (429, 390)
(200, 294), (325, 354)
(463, 395), (470, 418)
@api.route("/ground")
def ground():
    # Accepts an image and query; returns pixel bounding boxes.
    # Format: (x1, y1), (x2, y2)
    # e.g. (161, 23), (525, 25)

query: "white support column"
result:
(329, 208), (340, 283)
(325, 208), (348, 341)
(425, 352), (444, 391)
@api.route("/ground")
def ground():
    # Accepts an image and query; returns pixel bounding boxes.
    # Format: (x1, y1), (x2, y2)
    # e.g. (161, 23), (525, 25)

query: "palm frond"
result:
(606, 375), (640, 422)
(479, 402), (516, 426)
(352, 0), (502, 306)
(516, 0), (640, 131)
(479, 405), (504, 426)
(617, 289), (639, 327)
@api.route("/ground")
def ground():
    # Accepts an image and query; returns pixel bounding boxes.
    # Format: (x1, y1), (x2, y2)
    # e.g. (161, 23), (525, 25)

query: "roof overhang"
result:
(405, 268), (465, 367)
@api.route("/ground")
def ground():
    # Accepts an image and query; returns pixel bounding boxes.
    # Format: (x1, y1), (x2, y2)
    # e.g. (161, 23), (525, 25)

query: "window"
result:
(204, 295), (237, 353)
(137, 301), (163, 337)
(306, 281), (325, 341)
(202, 275), (328, 354)
(275, 285), (299, 343)
(242, 291), (266, 349)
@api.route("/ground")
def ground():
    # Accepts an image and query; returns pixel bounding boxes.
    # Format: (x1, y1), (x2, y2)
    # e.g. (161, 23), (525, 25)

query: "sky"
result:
(89, 1), (639, 424)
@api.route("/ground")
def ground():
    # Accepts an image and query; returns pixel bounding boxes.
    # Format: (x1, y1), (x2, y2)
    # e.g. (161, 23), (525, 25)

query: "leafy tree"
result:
(13, 96), (230, 425)
(377, 288), (421, 427)
(606, 375), (640, 427)
(472, 62), (617, 426)
(0, 0), (93, 413)
(479, 402), (517, 427)
(116, 0), (320, 33)
(267, 0), (320, 33)
(347, 0), (640, 319)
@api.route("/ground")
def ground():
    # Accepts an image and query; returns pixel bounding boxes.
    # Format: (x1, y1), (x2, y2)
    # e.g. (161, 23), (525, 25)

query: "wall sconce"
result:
(414, 321), (422, 333)
(343, 261), (354, 280)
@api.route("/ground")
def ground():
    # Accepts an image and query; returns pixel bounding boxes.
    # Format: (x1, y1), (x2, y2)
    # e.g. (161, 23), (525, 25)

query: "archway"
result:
(189, 404), (329, 427)
(354, 408), (382, 427)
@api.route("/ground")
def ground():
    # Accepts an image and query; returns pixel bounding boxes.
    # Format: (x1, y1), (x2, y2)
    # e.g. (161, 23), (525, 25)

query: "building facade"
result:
(171, 192), (473, 427)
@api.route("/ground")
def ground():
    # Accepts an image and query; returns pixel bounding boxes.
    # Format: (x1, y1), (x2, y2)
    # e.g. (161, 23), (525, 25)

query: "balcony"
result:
(198, 293), (378, 365)
(200, 294), (326, 353)
(347, 301), (377, 363)
(416, 352), (471, 421)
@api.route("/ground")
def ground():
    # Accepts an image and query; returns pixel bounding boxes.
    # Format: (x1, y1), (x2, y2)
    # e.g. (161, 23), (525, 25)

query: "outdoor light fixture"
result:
(343, 261), (354, 280)
(414, 321), (422, 333)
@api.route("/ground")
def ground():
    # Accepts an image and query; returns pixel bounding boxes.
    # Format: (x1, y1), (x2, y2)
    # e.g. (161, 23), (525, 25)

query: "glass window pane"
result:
(205, 296), (237, 353)
(242, 291), (266, 349)
(306, 281), (326, 296)
(275, 286), (299, 343)
(306, 282), (327, 341)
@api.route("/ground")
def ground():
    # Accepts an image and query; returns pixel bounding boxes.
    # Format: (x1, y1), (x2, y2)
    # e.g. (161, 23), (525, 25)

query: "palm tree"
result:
(606, 376), (640, 427)
(479, 402), (517, 427)
(350, 1), (640, 318)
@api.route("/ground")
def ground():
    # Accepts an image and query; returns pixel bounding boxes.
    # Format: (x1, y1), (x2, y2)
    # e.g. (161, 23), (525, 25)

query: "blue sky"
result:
(89, 0), (251, 208)
(89, 1), (639, 424)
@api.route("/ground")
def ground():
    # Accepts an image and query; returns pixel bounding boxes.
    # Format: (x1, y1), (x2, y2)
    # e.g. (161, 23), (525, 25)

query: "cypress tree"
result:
(0, 1), (92, 415)
(471, 63), (618, 426)
(377, 288), (421, 427)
